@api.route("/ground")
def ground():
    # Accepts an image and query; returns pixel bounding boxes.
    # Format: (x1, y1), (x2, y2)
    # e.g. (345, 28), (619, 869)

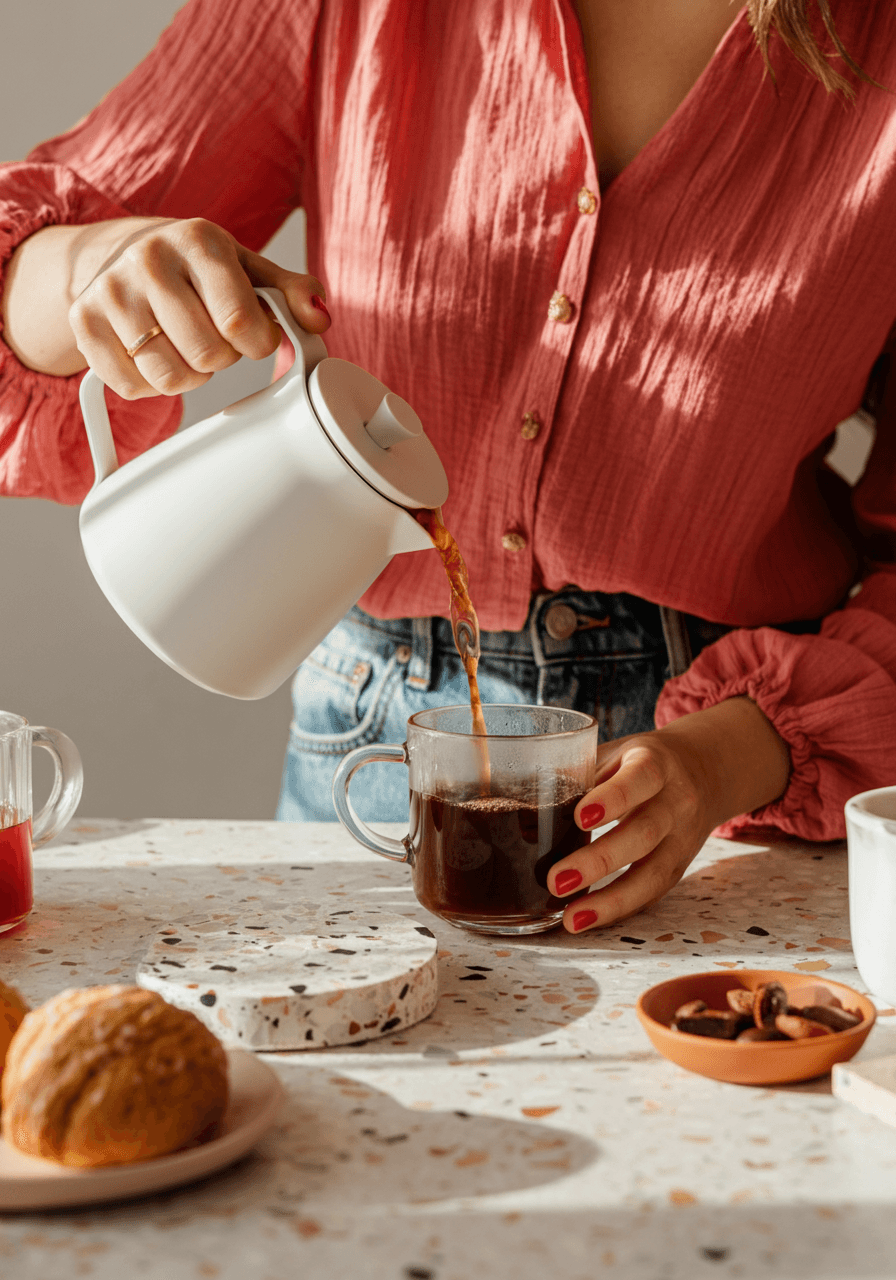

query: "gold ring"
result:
(125, 324), (164, 359)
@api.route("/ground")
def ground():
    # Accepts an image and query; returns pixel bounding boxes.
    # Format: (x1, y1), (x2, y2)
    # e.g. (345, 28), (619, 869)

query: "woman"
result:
(1, 0), (894, 933)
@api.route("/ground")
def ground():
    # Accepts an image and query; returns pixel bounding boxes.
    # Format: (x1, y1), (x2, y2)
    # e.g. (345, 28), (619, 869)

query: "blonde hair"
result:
(748, 0), (876, 96)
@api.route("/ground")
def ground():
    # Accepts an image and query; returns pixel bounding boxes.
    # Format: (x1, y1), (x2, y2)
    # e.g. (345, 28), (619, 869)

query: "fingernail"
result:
(554, 868), (583, 896)
(579, 802), (606, 830)
(310, 295), (330, 320)
(572, 909), (598, 933)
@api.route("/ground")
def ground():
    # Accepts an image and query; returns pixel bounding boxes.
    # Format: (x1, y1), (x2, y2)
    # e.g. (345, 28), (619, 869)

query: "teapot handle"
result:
(78, 287), (328, 490)
(79, 370), (120, 488)
(253, 285), (328, 384)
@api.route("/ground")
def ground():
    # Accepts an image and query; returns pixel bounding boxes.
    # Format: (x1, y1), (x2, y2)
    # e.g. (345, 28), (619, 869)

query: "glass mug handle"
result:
(30, 727), (84, 848)
(331, 744), (412, 863)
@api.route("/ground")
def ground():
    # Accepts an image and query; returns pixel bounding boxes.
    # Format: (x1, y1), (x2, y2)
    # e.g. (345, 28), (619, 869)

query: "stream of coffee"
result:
(415, 507), (488, 739)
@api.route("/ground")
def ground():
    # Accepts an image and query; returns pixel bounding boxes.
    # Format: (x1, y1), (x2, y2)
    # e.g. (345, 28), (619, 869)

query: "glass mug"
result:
(332, 705), (598, 935)
(1, 711), (83, 933)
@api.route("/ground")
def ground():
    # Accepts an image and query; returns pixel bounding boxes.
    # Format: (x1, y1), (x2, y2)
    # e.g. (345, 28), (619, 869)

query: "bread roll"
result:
(2, 985), (228, 1167)
(0, 979), (28, 1086)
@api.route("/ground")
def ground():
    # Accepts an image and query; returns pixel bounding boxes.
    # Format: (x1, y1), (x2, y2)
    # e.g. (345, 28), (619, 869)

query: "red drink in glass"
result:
(0, 710), (82, 932)
(0, 818), (33, 931)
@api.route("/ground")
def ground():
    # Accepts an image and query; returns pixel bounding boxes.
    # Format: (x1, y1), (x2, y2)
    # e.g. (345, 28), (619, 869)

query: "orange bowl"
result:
(636, 969), (876, 1086)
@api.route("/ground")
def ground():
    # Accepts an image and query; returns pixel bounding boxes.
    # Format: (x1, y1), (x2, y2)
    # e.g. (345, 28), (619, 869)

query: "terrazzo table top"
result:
(3, 818), (896, 1280)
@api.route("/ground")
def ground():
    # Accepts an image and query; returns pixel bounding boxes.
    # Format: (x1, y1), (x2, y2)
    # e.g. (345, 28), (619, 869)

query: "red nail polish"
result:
(310, 295), (330, 320)
(580, 802), (606, 830)
(554, 869), (583, 896)
(572, 909), (598, 933)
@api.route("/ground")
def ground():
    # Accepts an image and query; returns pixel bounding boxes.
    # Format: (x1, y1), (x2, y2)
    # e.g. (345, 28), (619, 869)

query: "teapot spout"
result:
(389, 505), (440, 556)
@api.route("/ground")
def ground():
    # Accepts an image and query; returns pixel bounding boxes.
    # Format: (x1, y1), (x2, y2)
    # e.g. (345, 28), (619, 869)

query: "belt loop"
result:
(659, 605), (693, 678)
(528, 592), (551, 669)
(407, 616), (433, 689)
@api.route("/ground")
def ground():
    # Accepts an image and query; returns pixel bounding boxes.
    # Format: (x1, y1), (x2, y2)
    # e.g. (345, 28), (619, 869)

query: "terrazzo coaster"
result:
(136, 903), (438, 1051)
(833, 1054), (896, 1128)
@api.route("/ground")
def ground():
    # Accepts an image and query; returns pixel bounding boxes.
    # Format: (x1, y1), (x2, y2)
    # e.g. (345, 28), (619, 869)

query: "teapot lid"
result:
(308, 358), (448, 510)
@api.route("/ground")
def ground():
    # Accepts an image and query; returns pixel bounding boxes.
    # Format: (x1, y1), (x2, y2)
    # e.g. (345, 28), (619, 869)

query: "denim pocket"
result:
(288, 640), (406, 756)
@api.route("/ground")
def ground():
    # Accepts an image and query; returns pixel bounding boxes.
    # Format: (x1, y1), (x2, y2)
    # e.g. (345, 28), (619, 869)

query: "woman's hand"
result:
(4, 215), (328, 388)
(548, 696), (791, 933)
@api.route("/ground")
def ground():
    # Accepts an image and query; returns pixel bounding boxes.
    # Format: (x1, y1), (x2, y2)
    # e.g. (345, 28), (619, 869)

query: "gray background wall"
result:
(1, 1), (306, 818)
(0, 1), (876, 820)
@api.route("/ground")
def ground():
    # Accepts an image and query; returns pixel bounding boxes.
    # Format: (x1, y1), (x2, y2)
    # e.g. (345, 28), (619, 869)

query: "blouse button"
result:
(520, 412), (541, 440)
(501, 531), (527, 553)
(548, 291), (573, 323)
(577, 186), (597, 215)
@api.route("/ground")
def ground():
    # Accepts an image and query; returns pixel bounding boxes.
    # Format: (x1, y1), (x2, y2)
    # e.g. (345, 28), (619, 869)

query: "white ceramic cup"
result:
(846, 786), (896, 1004)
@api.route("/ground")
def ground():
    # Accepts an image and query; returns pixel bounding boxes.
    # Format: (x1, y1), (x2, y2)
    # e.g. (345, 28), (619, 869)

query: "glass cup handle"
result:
(30, 727), (84, 848)
(331, 744), (411, 863)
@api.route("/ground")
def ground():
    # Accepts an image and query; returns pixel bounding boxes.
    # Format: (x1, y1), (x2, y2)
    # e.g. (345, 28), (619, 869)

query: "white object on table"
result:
(833, 1054), (896, 1129)
(136, 902), (438, 1050)
(846, 786), (896, 1004)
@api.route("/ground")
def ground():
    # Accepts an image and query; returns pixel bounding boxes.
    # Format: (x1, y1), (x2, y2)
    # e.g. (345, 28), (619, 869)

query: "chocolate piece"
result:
(753, 981), (788, 1028)
(673, 1009), (742, 1039)
(775, 1014), (833, 1040)
(796, 1004), (861, 1032)
(726, 988), (754, 1015)
(674, 999), (708, 1019)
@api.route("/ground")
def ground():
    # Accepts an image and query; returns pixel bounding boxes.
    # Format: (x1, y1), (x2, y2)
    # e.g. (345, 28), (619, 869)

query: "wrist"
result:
(3, 217), (168, 376)
(657, 696), (791, 828)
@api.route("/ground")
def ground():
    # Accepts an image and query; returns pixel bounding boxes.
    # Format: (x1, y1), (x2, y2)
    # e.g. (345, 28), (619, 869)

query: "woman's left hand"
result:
(548, 696), (792, 933)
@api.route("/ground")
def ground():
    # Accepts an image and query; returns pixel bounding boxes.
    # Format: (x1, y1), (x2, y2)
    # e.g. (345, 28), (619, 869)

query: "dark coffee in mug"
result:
(333, 704), (598, 936)
(408, 782), (584, 931)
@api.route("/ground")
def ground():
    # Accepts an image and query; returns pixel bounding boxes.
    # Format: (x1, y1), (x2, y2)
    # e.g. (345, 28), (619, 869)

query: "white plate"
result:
(0, 1050), (283, 1211)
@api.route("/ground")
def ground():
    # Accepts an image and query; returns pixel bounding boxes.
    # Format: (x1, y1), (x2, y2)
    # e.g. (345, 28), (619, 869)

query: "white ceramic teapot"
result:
(78, 287), (448, 698)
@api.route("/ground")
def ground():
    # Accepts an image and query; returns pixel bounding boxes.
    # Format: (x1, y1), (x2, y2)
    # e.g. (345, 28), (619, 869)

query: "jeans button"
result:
(544, 603), (577, 640)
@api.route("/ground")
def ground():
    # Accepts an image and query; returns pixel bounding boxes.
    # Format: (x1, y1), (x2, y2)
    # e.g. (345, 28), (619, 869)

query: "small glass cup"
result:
(1, 712), (83, 933)
(332, 704), (598, 935)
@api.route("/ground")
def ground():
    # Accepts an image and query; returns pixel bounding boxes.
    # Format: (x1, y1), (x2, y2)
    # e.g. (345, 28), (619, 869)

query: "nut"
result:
(726, 989), (754, 1016)
(775, 1014), (833, 1040)
(674, 1000), (708, 1019)
(753, 981), (788, 1029)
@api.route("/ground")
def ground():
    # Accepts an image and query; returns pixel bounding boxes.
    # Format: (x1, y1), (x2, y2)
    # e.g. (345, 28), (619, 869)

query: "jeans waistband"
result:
(344, 590), (734, 692)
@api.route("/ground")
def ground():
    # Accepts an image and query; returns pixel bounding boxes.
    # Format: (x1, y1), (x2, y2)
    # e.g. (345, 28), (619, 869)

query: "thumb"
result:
(237, 247), (331, 336)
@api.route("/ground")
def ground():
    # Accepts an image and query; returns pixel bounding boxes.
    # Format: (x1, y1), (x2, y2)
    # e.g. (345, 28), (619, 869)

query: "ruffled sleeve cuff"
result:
(654, 624), (896, 842)
(0, 162), (181, 503)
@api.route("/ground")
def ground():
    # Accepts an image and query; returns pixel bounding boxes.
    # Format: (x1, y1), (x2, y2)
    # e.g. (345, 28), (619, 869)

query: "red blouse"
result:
(2, 0), (896, 840)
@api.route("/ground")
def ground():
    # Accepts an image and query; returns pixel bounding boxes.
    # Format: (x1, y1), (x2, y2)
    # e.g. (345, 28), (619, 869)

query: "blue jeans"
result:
(277, 589), (729, 823)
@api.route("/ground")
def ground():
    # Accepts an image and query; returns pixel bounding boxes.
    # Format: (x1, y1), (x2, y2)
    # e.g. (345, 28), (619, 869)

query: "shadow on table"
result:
(8, 865), (603, 1051)
(19, 1062), (598, 1221)
(46, 819), (160, 847)
(511, 840), (853, 965)
(358, 944), (601, 1054)
(19, 1074), (896, 1280)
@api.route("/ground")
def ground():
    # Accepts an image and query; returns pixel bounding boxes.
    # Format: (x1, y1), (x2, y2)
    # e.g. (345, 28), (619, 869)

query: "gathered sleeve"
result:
(656, 398), (896, 842)
(0, 0), (321, 503)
